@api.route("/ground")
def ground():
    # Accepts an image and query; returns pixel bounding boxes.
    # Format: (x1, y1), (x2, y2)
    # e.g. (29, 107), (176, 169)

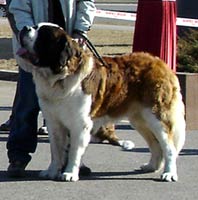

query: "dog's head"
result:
(17, 23), (87, 74)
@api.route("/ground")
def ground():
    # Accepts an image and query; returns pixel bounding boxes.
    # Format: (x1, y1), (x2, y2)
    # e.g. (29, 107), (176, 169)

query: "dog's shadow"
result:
(0, 170), (43, 182)
(0, 169), (160, 182)
(80, 170), (160, 182)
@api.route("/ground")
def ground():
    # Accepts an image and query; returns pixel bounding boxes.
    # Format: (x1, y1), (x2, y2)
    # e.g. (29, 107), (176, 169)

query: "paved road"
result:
(0, 80), (198, 200)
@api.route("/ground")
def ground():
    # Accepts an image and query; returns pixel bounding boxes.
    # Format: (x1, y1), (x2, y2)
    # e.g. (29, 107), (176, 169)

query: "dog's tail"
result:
(170, 79), (186, 154)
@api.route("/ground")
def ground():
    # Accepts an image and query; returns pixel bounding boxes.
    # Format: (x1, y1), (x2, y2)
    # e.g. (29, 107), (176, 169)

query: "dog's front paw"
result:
(61, 172), (79, 182)
(161, 172), (178, 182)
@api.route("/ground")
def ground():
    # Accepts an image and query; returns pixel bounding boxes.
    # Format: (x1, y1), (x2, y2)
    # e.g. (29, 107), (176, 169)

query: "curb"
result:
(0, 70), (18, 81)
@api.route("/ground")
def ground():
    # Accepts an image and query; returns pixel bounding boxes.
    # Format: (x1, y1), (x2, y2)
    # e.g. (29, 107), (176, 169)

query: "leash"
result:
(74, 31), (109, 68)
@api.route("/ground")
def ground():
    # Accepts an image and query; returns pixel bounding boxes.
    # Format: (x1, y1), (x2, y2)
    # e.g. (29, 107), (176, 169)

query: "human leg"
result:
(0, 76), (19, 132)
(7, 68), (40, 176)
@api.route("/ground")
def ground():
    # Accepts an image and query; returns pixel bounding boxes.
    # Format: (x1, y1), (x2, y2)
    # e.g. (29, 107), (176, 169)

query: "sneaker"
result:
(7, 161), (28, 178)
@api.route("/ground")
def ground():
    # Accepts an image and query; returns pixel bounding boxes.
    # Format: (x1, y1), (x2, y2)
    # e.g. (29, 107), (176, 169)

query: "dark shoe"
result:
(0, 119), (11, 131)
(79, 164), (91, 176)
(7, 161), (28, 178)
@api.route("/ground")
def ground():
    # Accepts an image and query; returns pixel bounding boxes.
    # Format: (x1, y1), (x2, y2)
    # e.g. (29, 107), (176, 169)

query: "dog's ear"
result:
(59, 42), (70, 66)
(58, 35), (69, 66)
(58, 34), (67, 53)
(59, 36), (80, 66)
(47, 35), (69, 74)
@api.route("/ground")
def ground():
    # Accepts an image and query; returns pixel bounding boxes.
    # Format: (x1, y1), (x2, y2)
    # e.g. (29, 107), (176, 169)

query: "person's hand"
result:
(72, 30), (87, 48)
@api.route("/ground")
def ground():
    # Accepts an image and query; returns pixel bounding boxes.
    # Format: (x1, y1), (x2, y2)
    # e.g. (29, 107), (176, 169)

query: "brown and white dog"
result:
(16, 23), (185, 182)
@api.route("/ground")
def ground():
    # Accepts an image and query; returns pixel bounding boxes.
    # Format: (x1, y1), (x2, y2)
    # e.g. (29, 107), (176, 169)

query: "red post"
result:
(133, 0), (177, 72)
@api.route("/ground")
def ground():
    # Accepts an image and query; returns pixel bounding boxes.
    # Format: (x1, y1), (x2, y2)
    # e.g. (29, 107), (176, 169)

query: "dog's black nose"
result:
(18, 26), (31, 46)
(23, 25), (31, 32)
(20, 26), (32, 36)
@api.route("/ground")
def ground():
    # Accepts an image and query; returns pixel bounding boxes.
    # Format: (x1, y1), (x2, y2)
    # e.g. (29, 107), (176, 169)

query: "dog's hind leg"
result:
(140, 108), (185, 182)
(171, 99), (186, 155)
(140, 135), (164, 173)
(129, 116), (164, 172)
(160, 99), (185, 182)
(153, 128), (179, 182)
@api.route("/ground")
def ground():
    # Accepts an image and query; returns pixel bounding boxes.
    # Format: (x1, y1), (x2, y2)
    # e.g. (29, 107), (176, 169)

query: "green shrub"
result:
(177, 28), (198, 73)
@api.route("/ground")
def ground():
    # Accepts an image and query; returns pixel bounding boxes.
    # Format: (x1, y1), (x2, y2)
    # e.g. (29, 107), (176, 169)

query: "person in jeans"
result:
(6, 0), (96, 178)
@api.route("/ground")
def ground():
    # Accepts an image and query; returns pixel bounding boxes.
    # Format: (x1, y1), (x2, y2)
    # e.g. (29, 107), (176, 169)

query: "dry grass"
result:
(88, 28), (133, 55)
(0, 20), (17, 71)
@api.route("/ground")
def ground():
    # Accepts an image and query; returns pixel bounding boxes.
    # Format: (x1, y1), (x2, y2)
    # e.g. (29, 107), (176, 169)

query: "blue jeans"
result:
(7, 68), (40, 164)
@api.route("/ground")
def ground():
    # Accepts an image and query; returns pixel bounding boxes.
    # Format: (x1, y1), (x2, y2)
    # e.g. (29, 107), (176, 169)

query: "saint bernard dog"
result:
(16, 23), (185, 182)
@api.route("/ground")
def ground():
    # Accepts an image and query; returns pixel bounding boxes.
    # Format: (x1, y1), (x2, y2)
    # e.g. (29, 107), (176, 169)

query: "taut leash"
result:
(74, 31), (109, 68)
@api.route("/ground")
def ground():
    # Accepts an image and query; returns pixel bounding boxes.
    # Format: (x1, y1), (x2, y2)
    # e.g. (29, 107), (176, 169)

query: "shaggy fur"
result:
(17, 23), (186, 182)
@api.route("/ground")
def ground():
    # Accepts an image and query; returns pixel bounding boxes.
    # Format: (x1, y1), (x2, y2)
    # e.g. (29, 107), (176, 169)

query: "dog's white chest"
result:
(33, 74), (92, 128)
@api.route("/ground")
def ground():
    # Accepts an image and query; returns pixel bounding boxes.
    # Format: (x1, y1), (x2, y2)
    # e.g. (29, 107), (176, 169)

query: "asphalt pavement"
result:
(0, 79), (198, 200)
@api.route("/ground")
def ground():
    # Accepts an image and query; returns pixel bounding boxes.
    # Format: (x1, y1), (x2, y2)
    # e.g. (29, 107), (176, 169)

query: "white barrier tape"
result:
(95, 9), (198, 28)
(176, 17), (198, 28)
(95, 9), (136, 21)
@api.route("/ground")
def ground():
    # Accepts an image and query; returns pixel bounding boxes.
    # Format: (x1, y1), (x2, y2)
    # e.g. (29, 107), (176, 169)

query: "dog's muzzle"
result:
(18, 26), (32, 47)
(16, 26), (39, 65)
